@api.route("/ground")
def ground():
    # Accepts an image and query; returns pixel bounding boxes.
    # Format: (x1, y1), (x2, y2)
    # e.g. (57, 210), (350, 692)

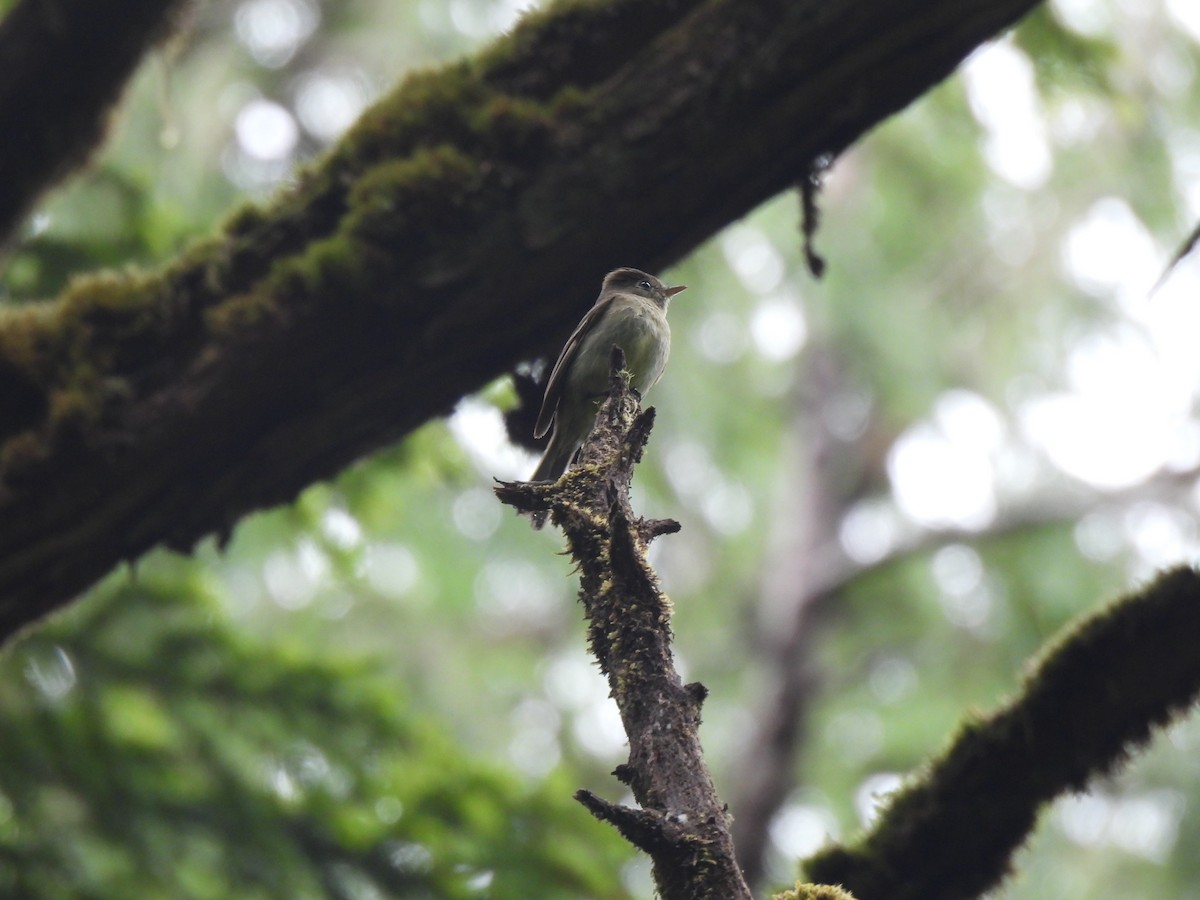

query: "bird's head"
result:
(602, 267), (687, 309)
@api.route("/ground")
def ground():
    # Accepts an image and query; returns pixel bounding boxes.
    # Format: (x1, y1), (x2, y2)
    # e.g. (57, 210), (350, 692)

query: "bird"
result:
(530, 267), (685, 527)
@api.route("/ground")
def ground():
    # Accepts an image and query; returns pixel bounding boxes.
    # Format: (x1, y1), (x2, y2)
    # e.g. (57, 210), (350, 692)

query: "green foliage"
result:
(0, 560), (633, 898)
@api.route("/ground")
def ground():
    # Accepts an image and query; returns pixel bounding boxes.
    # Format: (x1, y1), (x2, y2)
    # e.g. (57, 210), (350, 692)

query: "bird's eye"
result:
(638, 280), (652, 291)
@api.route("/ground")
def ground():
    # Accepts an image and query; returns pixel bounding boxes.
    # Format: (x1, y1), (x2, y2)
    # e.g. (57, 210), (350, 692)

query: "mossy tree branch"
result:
(0, 0), (187, 246)
(496, 349), (747, 899)
(804, 566), (1200, 899)
(0, 0), (1041, 641)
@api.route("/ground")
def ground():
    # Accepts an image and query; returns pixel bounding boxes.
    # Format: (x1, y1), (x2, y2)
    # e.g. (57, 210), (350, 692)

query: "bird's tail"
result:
(529, 440), (575, 529)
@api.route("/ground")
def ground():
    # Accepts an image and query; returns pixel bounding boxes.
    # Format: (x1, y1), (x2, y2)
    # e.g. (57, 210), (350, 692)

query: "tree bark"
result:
(496, 351), (751, 898)
(0, 0), (1041, 641)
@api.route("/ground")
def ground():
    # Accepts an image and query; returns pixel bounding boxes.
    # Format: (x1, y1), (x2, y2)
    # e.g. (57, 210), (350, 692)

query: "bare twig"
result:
(1151, 217), (1200, 296)
(797, 155), (832, 279)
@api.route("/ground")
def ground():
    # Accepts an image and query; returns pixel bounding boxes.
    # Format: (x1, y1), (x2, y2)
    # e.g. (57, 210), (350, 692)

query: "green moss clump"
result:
(772, 884), (857, 900)
(343, 145), (486, 259)
(203, 290), (283, 338)
(0, 302), (59, 376)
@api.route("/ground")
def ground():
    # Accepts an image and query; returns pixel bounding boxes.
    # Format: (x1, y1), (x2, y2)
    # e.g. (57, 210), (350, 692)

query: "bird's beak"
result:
(665, 284), (687, 297)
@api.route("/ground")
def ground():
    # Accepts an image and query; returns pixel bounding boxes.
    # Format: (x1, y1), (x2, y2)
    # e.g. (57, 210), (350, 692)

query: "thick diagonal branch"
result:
(0, 0), (1041, 641)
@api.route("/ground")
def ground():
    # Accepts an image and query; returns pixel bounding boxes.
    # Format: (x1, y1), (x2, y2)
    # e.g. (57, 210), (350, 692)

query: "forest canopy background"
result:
(3, 0), (1200, 897)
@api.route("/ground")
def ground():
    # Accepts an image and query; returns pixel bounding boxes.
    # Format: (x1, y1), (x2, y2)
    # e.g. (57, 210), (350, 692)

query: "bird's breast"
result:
(567, 301), (671, 399)
(599, 305), (670, 393)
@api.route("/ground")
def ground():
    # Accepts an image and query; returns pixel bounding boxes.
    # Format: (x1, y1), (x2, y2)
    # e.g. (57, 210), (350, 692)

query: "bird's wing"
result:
(534, 296), (613, 439)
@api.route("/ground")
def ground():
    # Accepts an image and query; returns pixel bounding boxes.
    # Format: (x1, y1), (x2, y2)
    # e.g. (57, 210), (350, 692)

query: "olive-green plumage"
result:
(531, 268), (684, 528)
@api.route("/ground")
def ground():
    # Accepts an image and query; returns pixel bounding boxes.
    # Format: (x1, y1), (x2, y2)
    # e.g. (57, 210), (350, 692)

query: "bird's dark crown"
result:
(601, 267), (683, 306)
(603, 267), (661, 292)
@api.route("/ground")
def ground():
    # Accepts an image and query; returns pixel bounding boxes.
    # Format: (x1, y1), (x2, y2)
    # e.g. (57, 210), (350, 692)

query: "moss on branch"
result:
(0, 0), (1043, 639)
(495, 351), (746, 899)
(805, 566), (1200, 899)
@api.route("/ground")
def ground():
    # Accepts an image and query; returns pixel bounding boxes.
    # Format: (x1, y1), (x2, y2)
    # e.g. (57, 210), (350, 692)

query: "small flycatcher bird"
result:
(530, 268), (685, 525)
